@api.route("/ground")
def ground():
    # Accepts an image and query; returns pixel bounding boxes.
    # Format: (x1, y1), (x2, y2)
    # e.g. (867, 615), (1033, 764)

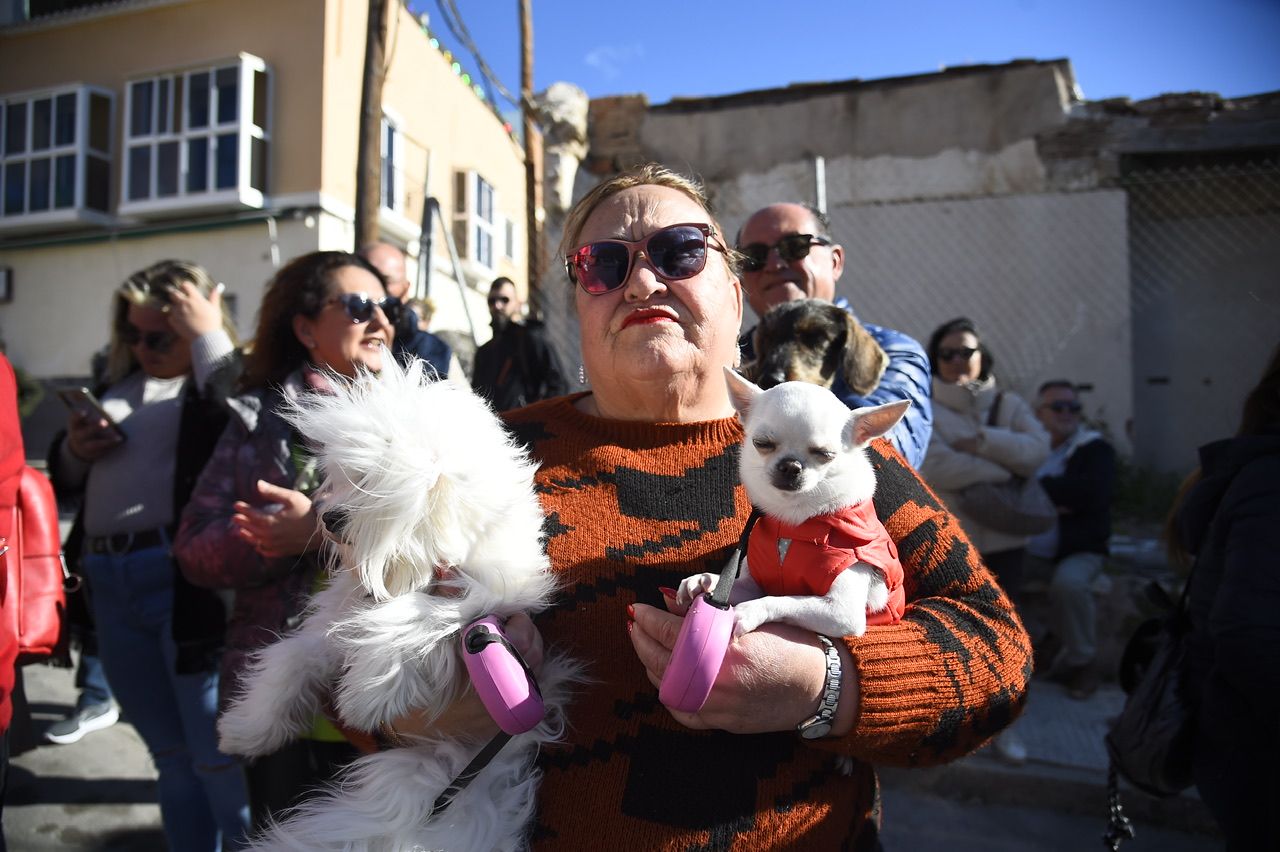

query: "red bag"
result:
(2, 467), (66, 663)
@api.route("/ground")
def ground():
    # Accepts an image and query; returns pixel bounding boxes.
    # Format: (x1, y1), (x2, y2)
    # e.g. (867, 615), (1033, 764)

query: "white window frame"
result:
(503, 215), (516, 262)
(453, 169), (496, 272)
(0, 84), (114, 232)
(119, 53), (269, 217)
(380, 111), (404, 214)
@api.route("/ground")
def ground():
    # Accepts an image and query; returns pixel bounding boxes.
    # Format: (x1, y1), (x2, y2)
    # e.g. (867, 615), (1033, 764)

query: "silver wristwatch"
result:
(796, 634), (841, 740)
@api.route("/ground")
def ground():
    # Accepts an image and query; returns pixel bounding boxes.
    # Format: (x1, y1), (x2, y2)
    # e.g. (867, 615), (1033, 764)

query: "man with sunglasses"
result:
(471, 277), (566, 412)
(1026, 380), (1116, 700)
(736, 203), (932, 469)
(359, 243), (463, 382)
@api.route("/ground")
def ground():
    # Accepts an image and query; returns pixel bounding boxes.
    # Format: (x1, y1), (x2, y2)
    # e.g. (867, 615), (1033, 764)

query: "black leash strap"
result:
(708, 508), (763, 608)
(430, 731), (513, 817)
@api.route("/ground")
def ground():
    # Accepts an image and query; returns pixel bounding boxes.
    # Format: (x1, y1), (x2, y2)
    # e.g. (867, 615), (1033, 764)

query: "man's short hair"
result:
(1037, 379), (1077, 397)
(490, 277), (516, 293)
(801, 204), (832, 240)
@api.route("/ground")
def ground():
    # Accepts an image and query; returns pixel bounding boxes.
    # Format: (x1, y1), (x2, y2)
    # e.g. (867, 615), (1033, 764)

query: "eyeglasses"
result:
(565, 223), (725, 295)
(736, 233), (833, 272)
(120, 324), (178, 353)
(329, 292), (402, 325)
(938, 346), (979, 362)
(1043, 400), (1083, 414)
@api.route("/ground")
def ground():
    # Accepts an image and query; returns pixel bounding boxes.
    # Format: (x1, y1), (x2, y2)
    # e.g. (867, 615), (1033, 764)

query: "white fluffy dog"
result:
(216, 358), (579, 851)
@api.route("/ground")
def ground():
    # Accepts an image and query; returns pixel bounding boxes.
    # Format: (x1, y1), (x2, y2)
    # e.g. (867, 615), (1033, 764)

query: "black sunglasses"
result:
(121, 324), (178, 353)
(736, 233), (832, 272)
(329, 292), (402, 325)
(565, 223), (725, 295)
(1043, 400), (1083, 414)
(938, 346), (979, 362)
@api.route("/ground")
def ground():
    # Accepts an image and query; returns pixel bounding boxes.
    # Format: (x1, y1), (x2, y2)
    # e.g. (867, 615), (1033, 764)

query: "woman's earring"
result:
(577, 364), (586, 386)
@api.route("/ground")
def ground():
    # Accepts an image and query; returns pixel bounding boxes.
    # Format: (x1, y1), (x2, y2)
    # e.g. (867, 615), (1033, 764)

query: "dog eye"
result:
(810, 447), (837, 462)
(752, 438), (776, 453)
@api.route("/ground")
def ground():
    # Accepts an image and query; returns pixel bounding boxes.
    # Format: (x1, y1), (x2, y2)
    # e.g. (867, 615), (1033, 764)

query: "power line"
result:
(432, 0), (520, 109)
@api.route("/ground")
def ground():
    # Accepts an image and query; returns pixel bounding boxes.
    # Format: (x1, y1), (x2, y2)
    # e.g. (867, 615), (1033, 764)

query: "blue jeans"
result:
(83, 542), (249, 852)
(75, 652), (113, 709)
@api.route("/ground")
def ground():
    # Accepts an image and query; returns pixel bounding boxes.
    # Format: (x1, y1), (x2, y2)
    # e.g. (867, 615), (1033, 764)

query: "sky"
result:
(412, 0), (1280, 114)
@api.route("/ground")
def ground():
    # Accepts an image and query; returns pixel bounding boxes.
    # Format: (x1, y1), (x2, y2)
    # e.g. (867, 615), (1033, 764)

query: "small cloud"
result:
(583, 44), (645, 79)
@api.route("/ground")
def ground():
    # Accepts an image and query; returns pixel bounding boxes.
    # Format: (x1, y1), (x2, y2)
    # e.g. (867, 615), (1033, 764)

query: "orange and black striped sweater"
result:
(505, 395), (1031, 851)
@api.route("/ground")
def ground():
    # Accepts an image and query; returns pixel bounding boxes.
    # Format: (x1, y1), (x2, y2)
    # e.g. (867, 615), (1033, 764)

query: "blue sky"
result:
(414, 0), (1280, 111)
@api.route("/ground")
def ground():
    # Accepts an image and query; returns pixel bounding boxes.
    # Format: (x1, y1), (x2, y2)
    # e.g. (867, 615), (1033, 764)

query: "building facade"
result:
(0, 0), (529, 405)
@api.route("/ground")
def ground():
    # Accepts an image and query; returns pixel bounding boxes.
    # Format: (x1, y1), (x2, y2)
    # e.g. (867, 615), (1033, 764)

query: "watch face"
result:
(798, 720), (832, 740)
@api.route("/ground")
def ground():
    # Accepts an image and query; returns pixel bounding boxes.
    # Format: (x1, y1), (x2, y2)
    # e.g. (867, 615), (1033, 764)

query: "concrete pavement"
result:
(5, 653), (1221, 851)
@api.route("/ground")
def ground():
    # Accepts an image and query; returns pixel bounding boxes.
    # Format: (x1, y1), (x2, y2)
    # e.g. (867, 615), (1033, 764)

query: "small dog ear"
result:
(840, 313), (889, 397)
(843, 399), (911, 448)
(723, 366), (762, 418)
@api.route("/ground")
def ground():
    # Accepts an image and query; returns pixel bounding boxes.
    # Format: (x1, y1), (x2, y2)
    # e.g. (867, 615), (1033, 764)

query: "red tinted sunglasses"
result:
(565, 223), (726, 295)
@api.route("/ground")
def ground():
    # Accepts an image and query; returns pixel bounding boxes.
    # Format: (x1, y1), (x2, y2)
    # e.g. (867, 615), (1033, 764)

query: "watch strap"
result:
(797, 634), (841, 739)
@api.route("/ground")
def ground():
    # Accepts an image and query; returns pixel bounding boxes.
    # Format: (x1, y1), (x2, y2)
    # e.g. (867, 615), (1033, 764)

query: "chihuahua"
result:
(677, 368), (910, 638)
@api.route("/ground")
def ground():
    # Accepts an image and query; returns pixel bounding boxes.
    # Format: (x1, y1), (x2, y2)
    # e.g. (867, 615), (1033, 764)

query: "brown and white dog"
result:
(744, 299), (889, 394)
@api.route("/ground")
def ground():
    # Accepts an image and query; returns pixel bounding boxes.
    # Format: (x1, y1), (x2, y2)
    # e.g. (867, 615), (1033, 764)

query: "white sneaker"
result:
(44, 702), (120, 745)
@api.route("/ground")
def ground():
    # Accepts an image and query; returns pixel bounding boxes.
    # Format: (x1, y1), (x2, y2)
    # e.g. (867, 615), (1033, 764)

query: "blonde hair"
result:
(104, 260), (238, 384)
(558, 163), (742, 290)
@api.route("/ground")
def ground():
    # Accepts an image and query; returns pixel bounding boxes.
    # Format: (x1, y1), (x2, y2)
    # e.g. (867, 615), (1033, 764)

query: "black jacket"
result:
(1040, 437), (1115, 559)
(1176, 428), (1280, 850)
(50, 354), (241, 674)
(472, 320), (566, 412)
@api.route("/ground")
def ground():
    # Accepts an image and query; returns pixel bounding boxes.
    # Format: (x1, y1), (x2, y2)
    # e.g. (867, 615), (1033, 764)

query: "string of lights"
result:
(432, 0), (520, 109)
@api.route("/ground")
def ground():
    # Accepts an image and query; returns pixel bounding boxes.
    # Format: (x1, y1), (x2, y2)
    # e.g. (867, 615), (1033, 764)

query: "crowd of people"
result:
(0, 161), (1267, 847)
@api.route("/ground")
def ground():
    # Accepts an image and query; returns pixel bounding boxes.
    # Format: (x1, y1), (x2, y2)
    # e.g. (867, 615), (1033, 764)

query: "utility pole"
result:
(519, 0), (544, 312)
(354, 0), (389, 250)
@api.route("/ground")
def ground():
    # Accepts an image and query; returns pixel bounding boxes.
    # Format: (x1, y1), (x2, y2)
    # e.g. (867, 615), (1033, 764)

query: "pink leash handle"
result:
(658, 509), (762, 714)
(461, 616), (545, 735)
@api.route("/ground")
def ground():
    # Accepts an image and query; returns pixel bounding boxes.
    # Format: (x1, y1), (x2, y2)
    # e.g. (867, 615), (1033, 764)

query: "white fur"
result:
(676, 368), (909, 638)
(217, 358), (581, 851)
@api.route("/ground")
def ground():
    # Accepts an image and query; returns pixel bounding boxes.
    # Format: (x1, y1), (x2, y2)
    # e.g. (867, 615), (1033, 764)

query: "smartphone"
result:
(57, 387), (126, 441)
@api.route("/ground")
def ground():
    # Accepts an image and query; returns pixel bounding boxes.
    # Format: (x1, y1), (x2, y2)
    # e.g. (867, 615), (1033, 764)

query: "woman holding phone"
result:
(48, 260), (248, 851)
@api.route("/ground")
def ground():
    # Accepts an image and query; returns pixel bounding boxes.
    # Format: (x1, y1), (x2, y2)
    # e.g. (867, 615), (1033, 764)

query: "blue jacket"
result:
(740, 297), (933, 468)
(391, 310), (452, 378)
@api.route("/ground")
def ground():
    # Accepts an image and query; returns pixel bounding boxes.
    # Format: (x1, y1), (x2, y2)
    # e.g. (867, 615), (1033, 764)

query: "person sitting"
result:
(471, 276), (566, 411)
(1026, 380), (1117, 699)
(919, 316), (1049, 763)
(379, 164), (1032, 848)
(47, 260), (248, 850)
(736, 203), (932, 467)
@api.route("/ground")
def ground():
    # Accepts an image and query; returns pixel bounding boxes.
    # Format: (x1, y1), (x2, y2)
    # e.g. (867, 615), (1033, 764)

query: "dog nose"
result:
(320, 506), (352, 542)
(771, 457), (804, 491)
(759, 371), (786, 389)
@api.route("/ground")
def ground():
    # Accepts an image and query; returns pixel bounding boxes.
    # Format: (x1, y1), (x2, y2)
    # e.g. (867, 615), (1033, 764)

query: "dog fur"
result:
(216, 357), (580, 851)
(744, 298), (889, 395)
(677, 368), (909, 638)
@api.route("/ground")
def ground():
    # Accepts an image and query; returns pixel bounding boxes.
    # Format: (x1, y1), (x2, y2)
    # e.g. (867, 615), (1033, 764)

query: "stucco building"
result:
(1, 0), (529, 413)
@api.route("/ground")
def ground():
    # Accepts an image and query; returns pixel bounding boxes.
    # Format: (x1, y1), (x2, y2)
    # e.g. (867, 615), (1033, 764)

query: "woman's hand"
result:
(388, 613), (545, 744)
(65, 409), (123, 462)
(166, 280), (225, 341)
(231, 479), (322, 558)
(629, 602), (857, 736)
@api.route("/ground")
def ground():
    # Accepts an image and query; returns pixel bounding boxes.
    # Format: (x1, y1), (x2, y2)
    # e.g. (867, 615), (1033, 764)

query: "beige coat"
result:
(920, 376), (1051, 555)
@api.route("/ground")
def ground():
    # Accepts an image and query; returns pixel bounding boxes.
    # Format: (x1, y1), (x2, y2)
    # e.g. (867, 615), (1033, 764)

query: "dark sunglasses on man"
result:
(736, 233), (833, 273)
(330, 292), (403, 325)
(1043, 400), (1083, 414)
(565, 223), (725, 295)
(120, 324), (179, 353)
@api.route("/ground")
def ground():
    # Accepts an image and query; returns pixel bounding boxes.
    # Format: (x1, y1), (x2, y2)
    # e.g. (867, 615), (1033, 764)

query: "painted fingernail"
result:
(626, 604), (636, 620)
(658, 587), (677, 599)
(626, 620), (634, 634)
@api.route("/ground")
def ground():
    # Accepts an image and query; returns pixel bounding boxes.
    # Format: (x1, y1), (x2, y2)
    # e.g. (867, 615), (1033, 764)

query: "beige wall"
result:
(0, 217), (323, 378)
(0, 0), (327, 203)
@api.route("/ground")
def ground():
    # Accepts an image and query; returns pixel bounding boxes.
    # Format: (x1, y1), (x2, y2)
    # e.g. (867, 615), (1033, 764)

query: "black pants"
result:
(245, 738), (360, 831)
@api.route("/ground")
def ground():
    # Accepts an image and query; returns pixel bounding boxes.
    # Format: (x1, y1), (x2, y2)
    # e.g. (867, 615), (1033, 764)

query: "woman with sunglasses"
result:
(919, 317), (1049, 762)
(48, 260), (249, 851)
(173, 250), (396, 829)
(379, 165), (1031, 849)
